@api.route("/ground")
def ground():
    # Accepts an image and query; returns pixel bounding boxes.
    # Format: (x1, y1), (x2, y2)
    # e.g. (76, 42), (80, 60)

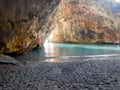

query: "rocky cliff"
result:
(0, 0), (120, 54)
(48, 0), (120, 44)
(0, 0), (60, 54)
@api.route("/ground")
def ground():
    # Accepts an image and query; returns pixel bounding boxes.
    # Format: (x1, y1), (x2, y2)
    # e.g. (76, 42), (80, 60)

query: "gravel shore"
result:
(0, 56), (120, 90)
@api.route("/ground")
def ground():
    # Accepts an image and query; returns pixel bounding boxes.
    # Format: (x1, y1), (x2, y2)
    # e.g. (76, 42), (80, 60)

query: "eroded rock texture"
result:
(0, 0), (60, 54)
(48, 0), (120, 44)
(0, 0), (120, 54)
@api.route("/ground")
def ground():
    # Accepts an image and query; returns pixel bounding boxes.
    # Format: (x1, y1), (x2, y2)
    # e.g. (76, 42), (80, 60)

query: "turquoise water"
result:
(44, 43), (120, 57)
(15, 43), (120, 61)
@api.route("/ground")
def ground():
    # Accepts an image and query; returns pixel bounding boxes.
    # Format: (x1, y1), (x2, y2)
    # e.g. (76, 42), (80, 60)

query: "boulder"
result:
(0, 54), (20, 64)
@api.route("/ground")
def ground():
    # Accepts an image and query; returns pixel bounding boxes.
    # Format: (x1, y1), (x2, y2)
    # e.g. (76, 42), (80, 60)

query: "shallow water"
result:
(15, 43), (120, 61)
(44, 43), (120, 57)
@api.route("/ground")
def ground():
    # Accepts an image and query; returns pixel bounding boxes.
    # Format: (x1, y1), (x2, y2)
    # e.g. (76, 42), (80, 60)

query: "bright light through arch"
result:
(115, 0), (120, 3)
(43, 32), (54, 57)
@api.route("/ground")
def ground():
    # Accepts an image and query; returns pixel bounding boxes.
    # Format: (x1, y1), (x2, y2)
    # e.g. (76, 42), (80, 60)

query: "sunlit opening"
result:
(43, 32), (54, 57)
(115, 0), (120, 3)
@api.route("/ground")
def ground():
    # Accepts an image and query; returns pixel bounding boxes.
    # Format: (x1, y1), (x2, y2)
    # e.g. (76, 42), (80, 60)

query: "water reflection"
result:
(15, 43), (120, 62)
(44, 43), (120, 57)
(44, 39), (55, 56)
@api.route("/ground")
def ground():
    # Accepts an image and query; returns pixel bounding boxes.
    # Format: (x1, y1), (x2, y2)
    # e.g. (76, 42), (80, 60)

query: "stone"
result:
(0, 54), (20, 64)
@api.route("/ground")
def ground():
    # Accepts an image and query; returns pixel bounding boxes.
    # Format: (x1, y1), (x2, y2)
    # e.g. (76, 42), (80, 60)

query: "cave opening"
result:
(44, 31), (54, 47)
(115, 0), (120, 3)
(43, 31), (55, 57)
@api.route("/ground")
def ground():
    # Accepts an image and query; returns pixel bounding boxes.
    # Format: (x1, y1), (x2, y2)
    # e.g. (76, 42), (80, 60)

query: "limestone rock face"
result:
(0, 0), (60, 54)
(0, 0), (120, 54)
(48, 0), (120, 44)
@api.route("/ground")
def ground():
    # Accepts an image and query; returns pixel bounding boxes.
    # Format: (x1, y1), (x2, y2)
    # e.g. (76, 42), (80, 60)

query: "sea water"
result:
(15, 43), (120, 61)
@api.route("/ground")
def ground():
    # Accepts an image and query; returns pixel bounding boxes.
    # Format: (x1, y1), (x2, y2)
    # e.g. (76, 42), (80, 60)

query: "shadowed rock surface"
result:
(0, 56), (120, 90)
(0, 0), (60, 54)
(0, 54), (20, 64)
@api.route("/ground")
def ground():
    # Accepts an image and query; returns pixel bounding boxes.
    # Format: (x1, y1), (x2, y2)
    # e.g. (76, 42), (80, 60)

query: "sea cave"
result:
(0, 0), (120, 90)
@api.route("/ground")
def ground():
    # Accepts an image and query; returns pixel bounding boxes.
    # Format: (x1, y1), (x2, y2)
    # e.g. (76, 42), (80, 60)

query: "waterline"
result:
(44, 43), (120, 57)
(42, 54), (120, 63)
(15, 43), (120, 62)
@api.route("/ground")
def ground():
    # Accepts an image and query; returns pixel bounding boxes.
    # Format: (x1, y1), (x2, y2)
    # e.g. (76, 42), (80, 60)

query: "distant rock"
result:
(48, 0), (120, 44)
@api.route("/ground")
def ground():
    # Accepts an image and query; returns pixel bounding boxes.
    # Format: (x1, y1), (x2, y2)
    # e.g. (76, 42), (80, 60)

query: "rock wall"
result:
(48, 0), (120, 44)
(0, 0), (120, 54)
(0, 0), (60, 54)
